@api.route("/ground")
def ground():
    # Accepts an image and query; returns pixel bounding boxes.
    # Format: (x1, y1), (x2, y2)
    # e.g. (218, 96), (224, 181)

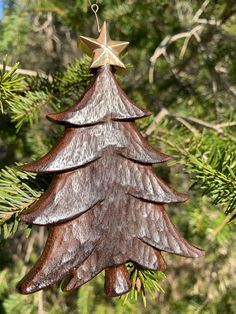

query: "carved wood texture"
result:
(18, 65), (204, 296)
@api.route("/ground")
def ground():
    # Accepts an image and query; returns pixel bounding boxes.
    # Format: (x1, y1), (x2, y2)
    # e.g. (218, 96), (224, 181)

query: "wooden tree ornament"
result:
(18, 22), (204, 297)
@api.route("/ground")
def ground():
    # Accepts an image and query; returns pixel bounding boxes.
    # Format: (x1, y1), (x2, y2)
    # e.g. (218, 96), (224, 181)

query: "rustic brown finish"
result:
(104, 265), (132, 297)
(18, 64), (204, 297)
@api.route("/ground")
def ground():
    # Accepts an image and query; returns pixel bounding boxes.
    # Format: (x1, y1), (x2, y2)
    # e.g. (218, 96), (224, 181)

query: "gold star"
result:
(80, 21), (129, 69)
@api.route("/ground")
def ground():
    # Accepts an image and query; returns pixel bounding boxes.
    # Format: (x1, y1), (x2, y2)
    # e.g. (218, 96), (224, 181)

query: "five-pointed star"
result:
(80, 21), (129, 69)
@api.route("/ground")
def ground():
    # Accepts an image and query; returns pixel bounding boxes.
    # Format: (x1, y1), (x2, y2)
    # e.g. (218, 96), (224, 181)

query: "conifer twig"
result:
(174, 117), (200, 135)
(0, 64), (52, 80)
(149, 25), (203, 83)
(193, 0), (210, 22)
(146, 108), (236, 137)
(145, 108), (169, 135)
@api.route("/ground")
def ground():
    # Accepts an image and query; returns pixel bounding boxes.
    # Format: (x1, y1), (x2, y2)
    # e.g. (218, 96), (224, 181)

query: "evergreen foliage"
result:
(9, 91), (50, 131)
(0, 59), (23, 113)
(0, 165), (47, 245)
(0, 0), (235, 313)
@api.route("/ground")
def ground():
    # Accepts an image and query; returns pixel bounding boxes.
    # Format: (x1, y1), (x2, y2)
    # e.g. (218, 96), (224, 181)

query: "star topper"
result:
(80, 21), (129, 69)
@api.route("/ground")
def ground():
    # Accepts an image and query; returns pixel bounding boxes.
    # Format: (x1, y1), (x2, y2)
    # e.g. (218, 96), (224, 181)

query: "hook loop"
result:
(88, 0), (101, 33)
(91, 4), (99, 14)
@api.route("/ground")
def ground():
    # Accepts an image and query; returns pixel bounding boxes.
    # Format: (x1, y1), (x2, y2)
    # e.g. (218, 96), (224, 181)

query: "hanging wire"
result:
(88, 0), (101, 32)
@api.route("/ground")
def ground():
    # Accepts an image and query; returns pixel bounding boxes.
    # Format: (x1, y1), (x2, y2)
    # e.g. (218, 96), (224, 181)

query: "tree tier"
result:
(48, 65), (150, 126)
(20, 154), (187, 226)
(21, 122), (170, 173)
(18, 196), (204, 294)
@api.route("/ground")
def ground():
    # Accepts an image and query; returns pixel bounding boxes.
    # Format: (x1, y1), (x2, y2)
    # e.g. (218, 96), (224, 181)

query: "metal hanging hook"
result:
(89, 0), (101, 33)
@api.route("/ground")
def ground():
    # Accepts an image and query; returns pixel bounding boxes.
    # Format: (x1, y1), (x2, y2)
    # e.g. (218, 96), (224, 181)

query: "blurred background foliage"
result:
(0, 0), (236, 313)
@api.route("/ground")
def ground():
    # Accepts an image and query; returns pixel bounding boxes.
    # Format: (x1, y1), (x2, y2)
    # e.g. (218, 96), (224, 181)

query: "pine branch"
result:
(0, 165), (48, 244)
(6, 56), (93, 131)
(0, 58), (24, 114)
(0, 64), (51, 80)
(9, 91), (51, 131)
(187, 147), (236, 217)
(146, 108), (236, 139)
(148, 120), (236, 220)
(104, 2), (134, 19)
(122, 263), (166, 307)
(58, 56), (93, 97)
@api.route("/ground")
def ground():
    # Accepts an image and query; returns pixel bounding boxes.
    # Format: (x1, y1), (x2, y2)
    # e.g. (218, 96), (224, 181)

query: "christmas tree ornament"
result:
(18, 17), (204, 297)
